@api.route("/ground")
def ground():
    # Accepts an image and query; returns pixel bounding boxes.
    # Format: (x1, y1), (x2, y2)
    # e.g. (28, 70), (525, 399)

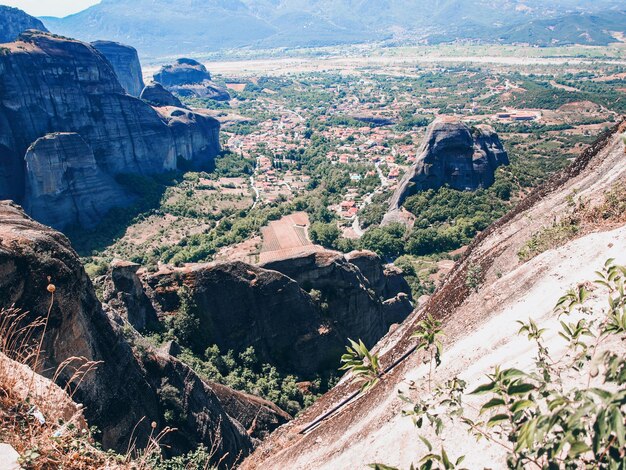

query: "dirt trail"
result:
(242, 122), (626, 469)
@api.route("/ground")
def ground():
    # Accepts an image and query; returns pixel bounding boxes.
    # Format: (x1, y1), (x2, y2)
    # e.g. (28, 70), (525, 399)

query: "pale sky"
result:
(1, 0), (100, 17)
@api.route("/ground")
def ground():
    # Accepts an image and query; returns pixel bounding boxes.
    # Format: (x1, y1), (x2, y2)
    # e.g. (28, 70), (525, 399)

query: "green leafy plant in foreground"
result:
(339, 339), (383, 392)
(374, 259), (626, 469)
(412, 314), (445, 391)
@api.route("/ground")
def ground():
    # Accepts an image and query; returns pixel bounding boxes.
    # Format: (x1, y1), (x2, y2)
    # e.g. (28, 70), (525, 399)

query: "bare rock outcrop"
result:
(0, 201), (262, 467)
(262, 249), (413, 349)
(143, 261), (345, 374)
(0, 31), (221, 228)
(156, 107), (221, 170)
(141, 82), (184, 107)
(134, 248), (412, 376)
(153, 58), (231, 101)
(385, 118), (508, 222)
(22, 133), (132, 230)
(91, 40), (145, 96)
(154, 58), (212, 85)
(0, 6), (47, 43)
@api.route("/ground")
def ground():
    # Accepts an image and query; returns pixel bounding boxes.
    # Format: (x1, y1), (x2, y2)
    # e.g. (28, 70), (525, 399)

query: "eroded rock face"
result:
(153, 58), (231, 101)
(141, 82), (184, 107)
(170, 81), (231, 101)
(0, 201), (263, 467)
(23, 133), (132, 230)
(136, 249), (412, 376)
(155, 107), (221, 170)
(154, 58), (212, 86)
(0, 31), (221, 228)
(262, 250), (413, 348)
(0, 6), (47, 43)
(143, 261), (345, 374)
(91, 40), (145, 96)
(386, 118), (509, 217)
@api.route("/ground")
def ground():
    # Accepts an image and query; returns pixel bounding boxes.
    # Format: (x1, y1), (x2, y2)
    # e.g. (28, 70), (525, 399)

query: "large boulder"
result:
(385, 118), (509, 221)
(0, 201), (270, 467)
(91, 40), (145, 96)
(22, 133), (133, 230)
(0, 6), (47, 43)
(154, 58), (212, 86)
(141, 82), (184, 107)
(153, 58), (231, 101)
(0, 31), (220, 227)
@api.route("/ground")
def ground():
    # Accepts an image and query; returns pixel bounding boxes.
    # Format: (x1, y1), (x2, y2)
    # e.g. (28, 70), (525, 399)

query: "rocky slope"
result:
(127, 248), (412, 376)
(91, 40), (145, 96)
(241, 121), (626, 469)
(385, 118), (508, 223)
(0, 31), (220, 229)
(154, 58), (231, 101)
(0, 5), (48, 43)
(0, 201), (292, 467)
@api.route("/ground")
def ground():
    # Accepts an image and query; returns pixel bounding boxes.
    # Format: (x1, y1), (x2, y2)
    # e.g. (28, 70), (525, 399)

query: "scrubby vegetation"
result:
(370, 260), (626, 469)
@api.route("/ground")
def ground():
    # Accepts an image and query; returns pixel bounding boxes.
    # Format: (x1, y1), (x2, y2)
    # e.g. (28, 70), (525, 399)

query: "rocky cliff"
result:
(154, 58), (231, 101)
(385, 118), (509, 220)
(124, 248), (412, 376)
(0, 31), (221, 229)
(23, 133), (133, 229)
(0, 6), (48, 43)
(141, 81), (184, 107)
(0, 201), (292, 466)
(91, 40), (145, 96)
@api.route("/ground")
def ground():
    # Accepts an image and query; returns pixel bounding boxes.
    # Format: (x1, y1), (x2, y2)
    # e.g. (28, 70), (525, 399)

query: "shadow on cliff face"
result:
(66, 171), (179, 255)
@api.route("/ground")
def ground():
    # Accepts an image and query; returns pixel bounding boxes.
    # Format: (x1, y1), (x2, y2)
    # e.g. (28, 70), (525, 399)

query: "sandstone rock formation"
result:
(91, 40), (145, 96)
(0, 31), (221, 228)
(0, 6), (47, 43)
(0, 201), (293, 466)
(22, 133), (132, 230)
(386, 118), (509, 220)
(128, 248), (412, 376)
(262, 249), (413, 349)
(155, 58), (212, 85)
(153, 58), (231, 101)
(155, 107), (221, 171)
(142, 261), (344, 374)
(141, 82), (184, 107)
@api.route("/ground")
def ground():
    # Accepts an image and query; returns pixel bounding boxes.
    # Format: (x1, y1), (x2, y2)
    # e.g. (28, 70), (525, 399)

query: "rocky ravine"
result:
(0, 199), (413, 466)
(0, 201), (292, 467)
(241, 122), (626, 469)
(384, 117), (508, 224)
(0, 31), (220, 230)
(0, 5), (48, 43)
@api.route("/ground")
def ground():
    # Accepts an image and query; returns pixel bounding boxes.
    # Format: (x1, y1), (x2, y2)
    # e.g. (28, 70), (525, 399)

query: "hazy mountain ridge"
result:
(41, 0), (626, 57)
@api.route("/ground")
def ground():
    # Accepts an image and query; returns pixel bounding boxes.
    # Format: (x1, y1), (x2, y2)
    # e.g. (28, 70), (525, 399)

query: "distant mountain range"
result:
(39, 0), (626, 57)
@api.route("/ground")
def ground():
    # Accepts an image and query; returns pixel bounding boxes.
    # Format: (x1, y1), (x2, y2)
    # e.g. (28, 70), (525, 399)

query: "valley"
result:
(0, 2), (625, 469)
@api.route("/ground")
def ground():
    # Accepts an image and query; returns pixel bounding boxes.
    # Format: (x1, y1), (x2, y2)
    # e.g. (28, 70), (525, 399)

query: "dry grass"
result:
(0, 285), (172, 469)
(518, 180), (626, 262)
